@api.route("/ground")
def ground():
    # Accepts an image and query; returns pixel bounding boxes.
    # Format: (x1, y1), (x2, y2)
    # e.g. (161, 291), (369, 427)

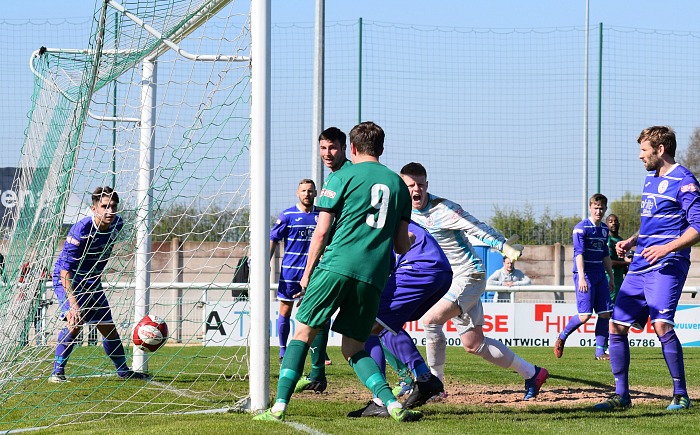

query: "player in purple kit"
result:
(49, 187), (149, 383)
(594, 126), (700, 411)
(270, 179), (318, 363)
(554, 194), (615, 360)
(349, 221), (452, 417)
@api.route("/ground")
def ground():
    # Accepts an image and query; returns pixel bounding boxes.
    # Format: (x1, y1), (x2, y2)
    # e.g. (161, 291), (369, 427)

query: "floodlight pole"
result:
(582, 0), (590, 218)
(311, 0), (325, 190)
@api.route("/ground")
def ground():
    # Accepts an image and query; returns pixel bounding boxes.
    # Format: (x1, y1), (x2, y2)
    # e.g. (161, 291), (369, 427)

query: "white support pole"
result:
(249, 0), (271, 412)
(311, 0), (325, 190)
(133, 59), (156, 373)
(582, 0), (590, 218)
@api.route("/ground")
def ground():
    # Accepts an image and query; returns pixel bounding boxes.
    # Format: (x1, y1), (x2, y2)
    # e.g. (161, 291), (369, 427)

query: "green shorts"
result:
(295, 268), (381, 342)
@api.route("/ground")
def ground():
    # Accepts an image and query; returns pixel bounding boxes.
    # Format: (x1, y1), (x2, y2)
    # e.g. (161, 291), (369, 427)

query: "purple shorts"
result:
(53, 279), (114, 324)
(376, 269), (452, 333)
(277, 281), (303, 302)
(573, 271), (612, 315)
(612, 257), (689, 327)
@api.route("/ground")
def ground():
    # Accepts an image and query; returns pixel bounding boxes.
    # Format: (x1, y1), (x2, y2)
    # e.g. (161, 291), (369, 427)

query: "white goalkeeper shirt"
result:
(411, 194), (506, 278)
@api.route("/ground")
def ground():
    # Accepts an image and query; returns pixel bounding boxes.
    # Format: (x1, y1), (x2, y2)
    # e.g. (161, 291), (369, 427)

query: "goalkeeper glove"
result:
(502, 236), (524, 261)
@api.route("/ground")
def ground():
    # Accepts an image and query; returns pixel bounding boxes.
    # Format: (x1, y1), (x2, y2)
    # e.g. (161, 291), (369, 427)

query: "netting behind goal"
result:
(0, 0), (254, 430)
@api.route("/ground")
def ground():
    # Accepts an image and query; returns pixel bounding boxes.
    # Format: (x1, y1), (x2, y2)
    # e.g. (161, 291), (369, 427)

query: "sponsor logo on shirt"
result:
(295, 217), (303, 222)
(658, 180), (669, 194)
(66, 236), (80, 246)
(320, 188), (336, 199)
(681, 183), (697, 193)
(641, 197), (656, 216)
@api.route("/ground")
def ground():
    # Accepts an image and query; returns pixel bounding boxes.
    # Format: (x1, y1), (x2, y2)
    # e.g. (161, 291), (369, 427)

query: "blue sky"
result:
(4, 1), (700, 224)
(4, 1), (700, 31)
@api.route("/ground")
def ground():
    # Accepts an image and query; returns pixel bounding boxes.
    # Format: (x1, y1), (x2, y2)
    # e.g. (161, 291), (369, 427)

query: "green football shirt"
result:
(316, 161), (410, 289)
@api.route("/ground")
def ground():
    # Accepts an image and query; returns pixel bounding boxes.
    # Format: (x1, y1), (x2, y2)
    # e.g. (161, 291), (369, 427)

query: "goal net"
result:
(0, 0), (258, 430)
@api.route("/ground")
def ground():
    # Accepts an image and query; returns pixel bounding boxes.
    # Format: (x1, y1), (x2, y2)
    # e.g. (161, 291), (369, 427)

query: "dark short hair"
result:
(349, 122), (384, 157)
(589, 193), (607, 207)
(638, 125), (676, 157)
(319, 127), (346, 148)
(92, 186), (119, 205)
(400, 162), (427, 178)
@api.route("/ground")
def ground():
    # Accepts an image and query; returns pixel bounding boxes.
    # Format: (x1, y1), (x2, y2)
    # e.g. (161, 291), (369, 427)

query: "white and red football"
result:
(132, 315), (169, 352)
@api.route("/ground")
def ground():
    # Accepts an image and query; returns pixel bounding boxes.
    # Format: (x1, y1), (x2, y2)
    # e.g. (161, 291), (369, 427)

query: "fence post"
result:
(553, 243), (565, 302)
(171, 237), (184, 343)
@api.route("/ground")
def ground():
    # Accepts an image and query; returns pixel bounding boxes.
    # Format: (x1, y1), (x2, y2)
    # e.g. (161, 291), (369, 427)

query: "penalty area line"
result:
(284, 421), (330, 435)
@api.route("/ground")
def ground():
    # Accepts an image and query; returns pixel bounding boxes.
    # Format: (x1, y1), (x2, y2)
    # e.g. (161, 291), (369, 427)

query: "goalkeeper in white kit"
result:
(399, 162), (548, 401)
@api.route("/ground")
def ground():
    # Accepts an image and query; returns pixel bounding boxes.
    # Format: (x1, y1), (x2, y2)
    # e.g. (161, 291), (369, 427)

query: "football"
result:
(132, 315), (169, 352)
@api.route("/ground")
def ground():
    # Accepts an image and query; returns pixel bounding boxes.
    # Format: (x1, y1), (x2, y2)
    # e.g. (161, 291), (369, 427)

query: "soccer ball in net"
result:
(132, 315), (169, 352)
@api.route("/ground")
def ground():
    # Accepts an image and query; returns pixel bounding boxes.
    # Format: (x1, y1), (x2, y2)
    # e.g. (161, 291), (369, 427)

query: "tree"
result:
(490, 204), (579, 245)
(152, 203), (253, 242)
(677, 127), (700, 175)
(608, 192), (641, 239)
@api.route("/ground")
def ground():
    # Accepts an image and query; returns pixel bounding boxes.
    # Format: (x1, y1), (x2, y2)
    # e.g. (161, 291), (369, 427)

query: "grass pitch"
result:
(9, 346), (700, 434)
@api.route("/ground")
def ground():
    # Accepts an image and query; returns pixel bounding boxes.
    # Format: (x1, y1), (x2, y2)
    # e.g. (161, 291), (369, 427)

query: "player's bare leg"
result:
(461, 326), (547, 401)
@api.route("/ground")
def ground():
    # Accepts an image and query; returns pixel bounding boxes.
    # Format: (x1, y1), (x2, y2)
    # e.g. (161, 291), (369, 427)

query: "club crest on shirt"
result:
(426, 215), (434, 227)
(681, 183), (697, 193)
(658, 180), (668, 194)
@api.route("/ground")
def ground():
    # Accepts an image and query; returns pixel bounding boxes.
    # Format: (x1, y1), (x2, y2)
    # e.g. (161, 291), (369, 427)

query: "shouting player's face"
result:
(93, 196), (118, 230)
(401, 173), (429, 210)
(297, 182), (316, 209)
(319, 139), (347, 172)
(639, 139), (663, 172)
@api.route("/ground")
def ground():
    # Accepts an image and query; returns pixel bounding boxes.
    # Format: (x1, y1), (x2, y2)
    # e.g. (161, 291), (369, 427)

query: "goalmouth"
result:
(0, 0), (270, 430)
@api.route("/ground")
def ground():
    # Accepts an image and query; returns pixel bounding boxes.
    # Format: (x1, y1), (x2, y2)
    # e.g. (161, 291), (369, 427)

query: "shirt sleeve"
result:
(487, 269), (503, 285)
(572, 222), (585, 257)
(60, 222), (86, 272)
(513, 270), (531, 286)
(270, 212), (288, 243)
(433, 199), (506, 249)
(317, 172), (344, 212)
(679, 175), (700, 234)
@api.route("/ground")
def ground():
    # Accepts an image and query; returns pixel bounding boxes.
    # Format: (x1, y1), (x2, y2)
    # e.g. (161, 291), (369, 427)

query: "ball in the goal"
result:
(132, 315), (168, 352)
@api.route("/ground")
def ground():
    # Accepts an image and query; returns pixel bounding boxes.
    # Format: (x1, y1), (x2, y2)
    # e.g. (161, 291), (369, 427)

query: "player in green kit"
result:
(254, 121), (422, 423)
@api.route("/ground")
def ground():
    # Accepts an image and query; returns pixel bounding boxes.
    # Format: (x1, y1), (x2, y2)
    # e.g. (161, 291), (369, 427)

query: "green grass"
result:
(6, 346), (700, 434)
